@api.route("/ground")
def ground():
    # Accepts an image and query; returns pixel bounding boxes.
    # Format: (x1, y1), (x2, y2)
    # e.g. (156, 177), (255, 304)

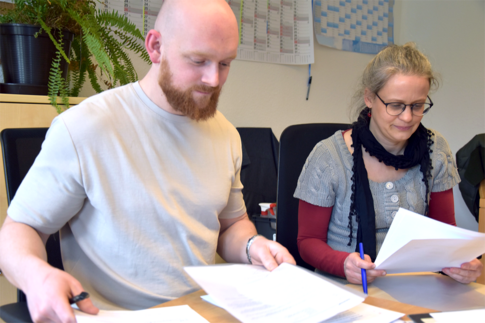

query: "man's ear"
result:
(145, 30), (162, 64)
(363, 88), (375, 108)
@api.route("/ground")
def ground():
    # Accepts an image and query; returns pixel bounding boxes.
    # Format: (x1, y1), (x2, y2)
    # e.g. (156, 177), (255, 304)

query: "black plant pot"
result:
(0, 23), (73, 95)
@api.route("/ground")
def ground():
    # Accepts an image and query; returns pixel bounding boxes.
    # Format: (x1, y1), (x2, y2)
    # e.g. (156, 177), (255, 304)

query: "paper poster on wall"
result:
(227, 0), (314, 65)
(314, 0), (394, 54)
(99, 0), (164, 37)
(99, 0), (314, 65)
(143, 0), (165, 36)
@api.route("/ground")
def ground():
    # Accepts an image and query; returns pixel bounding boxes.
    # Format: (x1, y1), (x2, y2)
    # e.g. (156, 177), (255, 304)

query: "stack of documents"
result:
(185, 263), (403, 323)
(375, 208), (485, 273)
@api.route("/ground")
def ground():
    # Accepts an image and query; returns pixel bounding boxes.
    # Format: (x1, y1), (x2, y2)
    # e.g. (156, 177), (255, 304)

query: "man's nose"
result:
(201, 64), (219, 87)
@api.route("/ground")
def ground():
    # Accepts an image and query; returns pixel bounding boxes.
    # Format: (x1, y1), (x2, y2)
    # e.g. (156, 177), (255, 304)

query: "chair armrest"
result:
(0, 302), (32, 323)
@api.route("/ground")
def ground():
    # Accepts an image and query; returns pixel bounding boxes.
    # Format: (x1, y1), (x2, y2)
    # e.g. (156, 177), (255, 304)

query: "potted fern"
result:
(0, 0), (151, 112)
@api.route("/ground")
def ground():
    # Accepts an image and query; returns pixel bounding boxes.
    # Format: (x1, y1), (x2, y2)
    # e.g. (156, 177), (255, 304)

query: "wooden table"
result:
(155, 289), (436, 322)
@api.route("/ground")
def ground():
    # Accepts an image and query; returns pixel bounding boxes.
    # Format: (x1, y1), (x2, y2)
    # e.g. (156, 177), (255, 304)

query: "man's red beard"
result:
(158, 58), (221, 121)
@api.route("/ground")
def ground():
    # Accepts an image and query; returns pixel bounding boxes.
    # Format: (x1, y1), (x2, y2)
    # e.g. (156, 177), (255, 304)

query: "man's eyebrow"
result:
(185, 51), (237, 60)
(184, 51), (205, 57)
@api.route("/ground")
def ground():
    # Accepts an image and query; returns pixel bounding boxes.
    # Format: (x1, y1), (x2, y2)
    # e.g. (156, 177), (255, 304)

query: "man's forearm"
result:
(0, 216), (50, 290)
(217, 215), (257, 263)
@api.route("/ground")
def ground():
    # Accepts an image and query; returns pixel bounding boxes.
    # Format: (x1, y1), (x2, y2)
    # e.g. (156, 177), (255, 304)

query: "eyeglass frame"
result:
(374, 92), (434, 116)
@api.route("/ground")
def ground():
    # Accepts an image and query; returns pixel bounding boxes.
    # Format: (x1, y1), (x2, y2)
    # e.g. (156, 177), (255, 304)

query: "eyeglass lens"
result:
(387, 103), (431, 116)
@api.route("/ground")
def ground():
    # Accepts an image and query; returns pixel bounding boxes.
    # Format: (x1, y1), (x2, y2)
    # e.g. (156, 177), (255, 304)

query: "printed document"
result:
(185, 263), (365, 323)
(322, 303), (403, 323)
(201, 294), (403, 323)
(374, 208), (485, 273)
(74, 305), (209, 323)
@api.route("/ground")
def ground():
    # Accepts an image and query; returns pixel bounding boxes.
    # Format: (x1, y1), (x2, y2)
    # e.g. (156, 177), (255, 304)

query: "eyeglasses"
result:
(375, 93), (433, 117)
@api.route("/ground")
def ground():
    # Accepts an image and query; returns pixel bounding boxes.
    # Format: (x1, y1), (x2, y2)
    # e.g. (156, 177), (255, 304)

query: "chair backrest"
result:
(455, 133), (485, 222)
(237, 128), (279, 218)
(1, 127), (63, 302)
(276, 123), (350, 270)
(2, 128), (48, 203)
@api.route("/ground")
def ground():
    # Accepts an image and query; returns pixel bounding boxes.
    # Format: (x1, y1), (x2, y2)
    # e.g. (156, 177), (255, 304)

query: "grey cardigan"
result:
(294, 129), (461, 255)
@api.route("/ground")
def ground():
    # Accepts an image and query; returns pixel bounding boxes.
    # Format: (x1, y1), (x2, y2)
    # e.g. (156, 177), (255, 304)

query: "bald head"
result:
(155, 0), (238, 47)
(140, 0), (239, 115)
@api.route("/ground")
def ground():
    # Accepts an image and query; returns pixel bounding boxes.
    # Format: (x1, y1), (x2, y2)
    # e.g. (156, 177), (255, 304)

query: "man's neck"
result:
(139, 72), (183, 116)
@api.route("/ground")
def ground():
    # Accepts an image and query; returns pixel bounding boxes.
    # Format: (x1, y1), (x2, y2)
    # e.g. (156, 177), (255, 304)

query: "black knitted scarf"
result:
(348, 115), (434, 261)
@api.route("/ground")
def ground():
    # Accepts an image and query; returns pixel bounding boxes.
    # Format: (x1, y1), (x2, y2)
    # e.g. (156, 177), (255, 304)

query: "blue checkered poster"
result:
(314, 0), (394, 54)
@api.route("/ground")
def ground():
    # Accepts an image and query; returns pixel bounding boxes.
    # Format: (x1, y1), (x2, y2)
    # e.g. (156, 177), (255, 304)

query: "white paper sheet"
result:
(430, 309), (485, 323)
(370, 273), (485, 312)
(74, 305), (209, 323)
(374, 208), (485, 273)
(185, 263), (365, 323)
(321, 303), (403, 323)
(200, 294), (222, 308)
(201, 293), (402, 323)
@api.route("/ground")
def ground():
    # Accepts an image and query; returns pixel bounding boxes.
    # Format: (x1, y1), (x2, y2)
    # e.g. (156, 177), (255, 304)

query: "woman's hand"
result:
(442, 258), (483, 284)
(344, 252), (386, 284)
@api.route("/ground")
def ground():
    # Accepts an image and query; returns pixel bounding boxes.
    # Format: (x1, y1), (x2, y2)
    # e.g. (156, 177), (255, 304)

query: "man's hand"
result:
(247, 235), (296, 271)
(442, 258), (483, 284)
(218, 213), (295, 269)
(0, 217), (99, 322)
(25, 266), (99, 323)
(344, 252), (386, 284)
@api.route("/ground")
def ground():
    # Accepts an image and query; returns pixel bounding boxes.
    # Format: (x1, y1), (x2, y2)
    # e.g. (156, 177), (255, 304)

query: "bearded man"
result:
(0, 0), (295, 322)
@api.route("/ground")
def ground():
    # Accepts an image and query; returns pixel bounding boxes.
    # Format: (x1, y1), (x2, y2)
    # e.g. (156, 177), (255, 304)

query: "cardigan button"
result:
(391, 194), (399, 203)
(385, 182), (394, 190)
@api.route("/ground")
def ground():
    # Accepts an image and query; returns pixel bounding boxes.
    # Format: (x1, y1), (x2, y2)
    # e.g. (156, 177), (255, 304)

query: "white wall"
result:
(393, 0), (484, 231)
(80, 0), (484, 230)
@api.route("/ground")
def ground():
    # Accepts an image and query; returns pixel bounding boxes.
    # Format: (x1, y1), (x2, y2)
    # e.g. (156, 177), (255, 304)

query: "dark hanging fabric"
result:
(348, 110), (434, 261)
(236, 128), (279, 218)
(456, 134), (485, 222)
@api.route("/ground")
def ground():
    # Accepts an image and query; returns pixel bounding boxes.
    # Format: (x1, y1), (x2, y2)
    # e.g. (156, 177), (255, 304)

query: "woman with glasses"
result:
(295, 43), (482, 285)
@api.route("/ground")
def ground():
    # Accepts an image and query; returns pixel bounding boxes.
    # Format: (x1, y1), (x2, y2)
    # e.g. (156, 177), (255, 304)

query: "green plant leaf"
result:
(1, 0), (152, 112)
(36, 18), (70, 64)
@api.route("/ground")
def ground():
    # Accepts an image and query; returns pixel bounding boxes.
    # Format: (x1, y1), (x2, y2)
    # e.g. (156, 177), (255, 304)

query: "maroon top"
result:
(297, 189), (456, 277)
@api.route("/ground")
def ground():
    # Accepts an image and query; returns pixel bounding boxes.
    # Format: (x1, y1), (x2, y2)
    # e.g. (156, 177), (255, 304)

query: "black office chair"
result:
(276, 123), (350, 270)
(237, 128), (279, 240)
(0, 127), (63, 323)
(456, 134), (485, 223)
(236, 128), (279, 216)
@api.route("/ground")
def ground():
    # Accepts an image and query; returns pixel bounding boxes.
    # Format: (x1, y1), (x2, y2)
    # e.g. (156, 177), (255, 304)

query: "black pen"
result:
(306, 75), (312, 100)
(69, 292), (90, 304)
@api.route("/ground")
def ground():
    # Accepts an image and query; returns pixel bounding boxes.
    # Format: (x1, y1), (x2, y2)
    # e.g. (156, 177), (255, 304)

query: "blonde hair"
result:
(351, 42), (440, 121)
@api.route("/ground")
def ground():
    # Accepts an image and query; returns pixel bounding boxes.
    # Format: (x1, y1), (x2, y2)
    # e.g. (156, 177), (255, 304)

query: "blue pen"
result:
(359, 242), (368, 294)
(306, 64), (312, 100)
